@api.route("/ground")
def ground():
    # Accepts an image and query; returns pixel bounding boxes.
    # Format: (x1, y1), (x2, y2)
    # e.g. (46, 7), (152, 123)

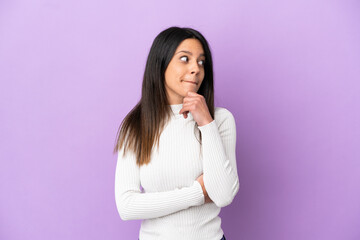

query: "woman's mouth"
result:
(183, 80), (197, 85)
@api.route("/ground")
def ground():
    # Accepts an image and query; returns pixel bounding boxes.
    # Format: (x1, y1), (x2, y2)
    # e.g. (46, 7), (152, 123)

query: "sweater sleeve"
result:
(114, 146), (205, 221)
(197, 108), (240, 208)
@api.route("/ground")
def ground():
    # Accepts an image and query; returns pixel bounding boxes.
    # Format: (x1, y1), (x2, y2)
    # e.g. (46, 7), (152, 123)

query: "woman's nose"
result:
(190, 61), (200, 74)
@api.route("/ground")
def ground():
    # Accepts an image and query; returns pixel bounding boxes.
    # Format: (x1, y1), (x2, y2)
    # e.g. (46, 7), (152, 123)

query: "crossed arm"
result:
(114, 108), (239, 220)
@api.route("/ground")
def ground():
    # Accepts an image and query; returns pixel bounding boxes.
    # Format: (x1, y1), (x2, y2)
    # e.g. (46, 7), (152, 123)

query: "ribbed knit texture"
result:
(115, 103), (240, 240)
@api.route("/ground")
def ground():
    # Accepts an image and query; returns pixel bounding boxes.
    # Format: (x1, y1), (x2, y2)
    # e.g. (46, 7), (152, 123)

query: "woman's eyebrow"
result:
(175, 50), (205, 57)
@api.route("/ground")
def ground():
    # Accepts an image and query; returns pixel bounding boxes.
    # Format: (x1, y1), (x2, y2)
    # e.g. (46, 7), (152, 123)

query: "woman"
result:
(114, 26), (239, 240)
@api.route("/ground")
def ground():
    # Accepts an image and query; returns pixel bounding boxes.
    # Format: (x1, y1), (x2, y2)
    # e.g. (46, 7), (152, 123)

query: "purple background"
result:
(1, 0), (359, 239)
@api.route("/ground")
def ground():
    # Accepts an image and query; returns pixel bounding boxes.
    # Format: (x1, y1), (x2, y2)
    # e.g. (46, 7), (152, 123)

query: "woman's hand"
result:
(179, 91), (213, 127)
(196, 174), (213, 203)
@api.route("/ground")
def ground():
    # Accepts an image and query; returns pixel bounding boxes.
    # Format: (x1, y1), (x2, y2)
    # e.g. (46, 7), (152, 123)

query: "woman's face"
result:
(164, 38), (206, 104)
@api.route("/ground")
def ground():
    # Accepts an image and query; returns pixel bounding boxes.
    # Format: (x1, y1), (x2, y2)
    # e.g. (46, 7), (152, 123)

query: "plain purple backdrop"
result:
(0, 0), (359, 239)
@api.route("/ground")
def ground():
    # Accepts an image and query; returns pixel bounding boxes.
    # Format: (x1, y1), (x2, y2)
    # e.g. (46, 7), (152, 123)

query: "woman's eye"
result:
(180, 56), (188, 62)
(180, 56), (205, 66)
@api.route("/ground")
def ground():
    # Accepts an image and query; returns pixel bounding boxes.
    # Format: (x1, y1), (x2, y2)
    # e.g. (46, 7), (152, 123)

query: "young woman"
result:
(114, 26), (239, 240)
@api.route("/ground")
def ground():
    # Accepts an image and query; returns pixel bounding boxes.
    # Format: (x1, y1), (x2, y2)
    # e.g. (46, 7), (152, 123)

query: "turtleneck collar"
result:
(168, 103), (193, 120)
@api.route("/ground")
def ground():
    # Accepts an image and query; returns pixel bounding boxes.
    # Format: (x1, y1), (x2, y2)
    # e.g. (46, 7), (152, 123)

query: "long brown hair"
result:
(113, 26), (215, 166)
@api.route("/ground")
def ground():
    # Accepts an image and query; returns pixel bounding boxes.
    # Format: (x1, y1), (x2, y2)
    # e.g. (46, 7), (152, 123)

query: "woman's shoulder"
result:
(214, 106), (236, 125)
(214, 106), (234, 117)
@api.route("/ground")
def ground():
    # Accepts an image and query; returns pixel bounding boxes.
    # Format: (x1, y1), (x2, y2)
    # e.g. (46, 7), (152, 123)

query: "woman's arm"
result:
(197, 108), (240, 208)
(114, 147), (205, 221)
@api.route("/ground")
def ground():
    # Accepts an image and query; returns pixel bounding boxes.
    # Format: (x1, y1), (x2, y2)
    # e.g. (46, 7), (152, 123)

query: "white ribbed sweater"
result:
(114, 103), (240, 240)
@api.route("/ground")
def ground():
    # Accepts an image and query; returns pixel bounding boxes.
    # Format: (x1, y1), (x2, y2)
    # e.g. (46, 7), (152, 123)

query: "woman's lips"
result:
(183, 80), (197, 85)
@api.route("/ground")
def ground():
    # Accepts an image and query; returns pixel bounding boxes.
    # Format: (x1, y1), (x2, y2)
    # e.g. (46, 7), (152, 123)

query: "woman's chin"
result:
(183, 86), (198, 93)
